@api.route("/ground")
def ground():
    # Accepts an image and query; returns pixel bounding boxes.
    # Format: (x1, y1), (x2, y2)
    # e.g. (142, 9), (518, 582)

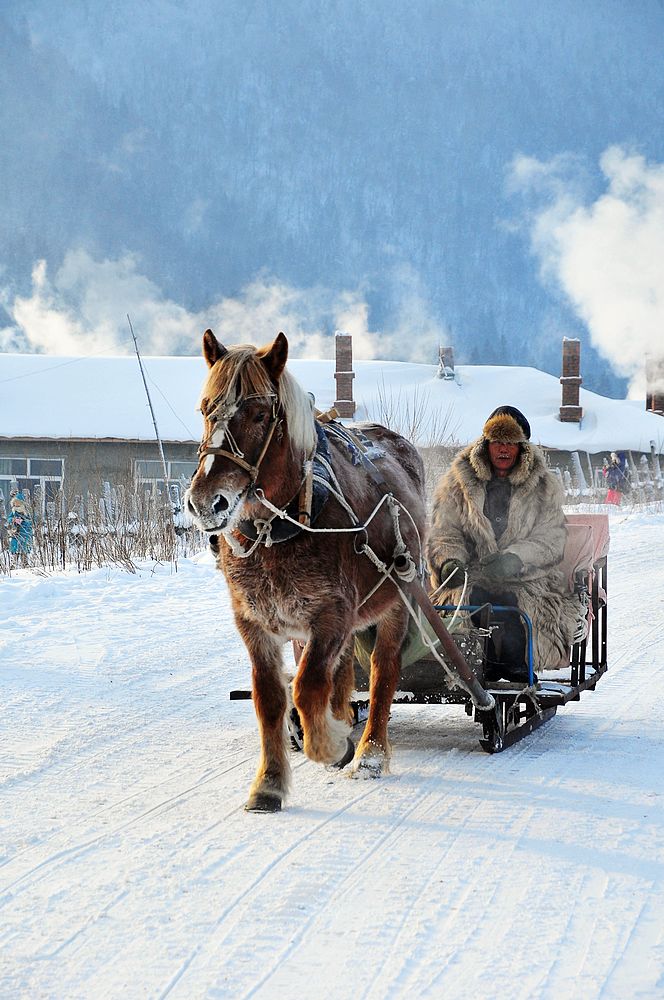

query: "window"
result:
(170, 461), (198, 480)
(0, 457), (64, 513)
(135, 460), (165, 480)
(134, 458), (198, 512)
(29, 459), (63, 477)
(134, 459), (198, 494)
(0, 458), (27, 476)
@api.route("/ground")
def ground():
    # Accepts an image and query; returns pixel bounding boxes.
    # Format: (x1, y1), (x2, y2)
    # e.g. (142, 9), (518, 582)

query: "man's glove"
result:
(483, 551), (523, 579)
(439, 558), (466, 587)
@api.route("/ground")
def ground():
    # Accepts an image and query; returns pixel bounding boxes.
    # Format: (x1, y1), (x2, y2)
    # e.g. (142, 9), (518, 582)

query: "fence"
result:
(0, 478), (207, 575)
(552, 449), (664, 505)
(2, 446), (662, 574)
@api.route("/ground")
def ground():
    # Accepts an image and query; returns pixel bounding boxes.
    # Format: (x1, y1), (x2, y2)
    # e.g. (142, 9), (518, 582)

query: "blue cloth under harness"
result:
(322, 421), (386, 470)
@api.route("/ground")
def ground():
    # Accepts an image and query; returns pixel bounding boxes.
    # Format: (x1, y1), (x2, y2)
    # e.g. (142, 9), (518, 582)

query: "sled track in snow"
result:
(153, 735), (482, 999)
(0, 748), (258, 898)
(4, 518), (664, 998)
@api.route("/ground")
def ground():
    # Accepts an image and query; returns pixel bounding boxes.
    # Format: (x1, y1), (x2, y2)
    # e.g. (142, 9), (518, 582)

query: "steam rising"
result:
(0, 251), (449, 364)
(511, 146), (664, 397)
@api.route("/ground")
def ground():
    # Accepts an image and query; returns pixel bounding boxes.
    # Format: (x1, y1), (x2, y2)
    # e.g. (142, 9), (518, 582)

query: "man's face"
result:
(488, 441), (520, 477)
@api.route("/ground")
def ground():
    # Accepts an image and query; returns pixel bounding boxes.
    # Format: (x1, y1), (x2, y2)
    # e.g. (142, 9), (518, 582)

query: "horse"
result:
(185, 329), (427, 811)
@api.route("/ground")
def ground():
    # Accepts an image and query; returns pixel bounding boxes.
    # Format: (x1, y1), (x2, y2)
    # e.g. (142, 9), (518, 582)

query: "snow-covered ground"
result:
(1, 507), (664, 999)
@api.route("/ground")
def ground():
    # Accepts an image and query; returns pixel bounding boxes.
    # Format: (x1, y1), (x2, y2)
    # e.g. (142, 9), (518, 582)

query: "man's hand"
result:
(439, 558), (466, 587)
(483, 551), (523, 579)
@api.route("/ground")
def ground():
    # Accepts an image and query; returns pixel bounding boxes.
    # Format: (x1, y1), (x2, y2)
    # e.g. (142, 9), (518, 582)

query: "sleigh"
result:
(350, 512), (609, 752)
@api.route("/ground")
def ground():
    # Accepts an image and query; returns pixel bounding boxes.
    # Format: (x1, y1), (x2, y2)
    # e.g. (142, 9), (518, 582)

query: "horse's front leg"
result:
(239, 619), (290, 812)
(352, 602), (409, 778)
(293, 610), (354, 766)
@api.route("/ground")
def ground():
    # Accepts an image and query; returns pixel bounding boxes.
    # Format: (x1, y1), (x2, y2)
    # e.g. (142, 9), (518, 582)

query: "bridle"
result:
(197, 391), (282, 485)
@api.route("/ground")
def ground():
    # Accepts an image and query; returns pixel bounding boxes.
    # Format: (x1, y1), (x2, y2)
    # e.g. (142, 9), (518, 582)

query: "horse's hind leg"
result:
(331, 640), (356, 728)
(352, 602), (409, 778)
(293, 611), (353, 766)
(240, 621), (291, 812)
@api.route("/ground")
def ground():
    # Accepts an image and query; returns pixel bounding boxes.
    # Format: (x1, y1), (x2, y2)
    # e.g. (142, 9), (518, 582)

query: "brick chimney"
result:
(559, 338), (583, 423)
(334, 331), (356, 418)
(645, 355), (664, 415)
(437, 346), (455, 379)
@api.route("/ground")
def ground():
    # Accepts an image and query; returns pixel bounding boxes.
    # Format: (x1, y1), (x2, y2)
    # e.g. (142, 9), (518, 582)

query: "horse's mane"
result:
(204, 345), (317, 457)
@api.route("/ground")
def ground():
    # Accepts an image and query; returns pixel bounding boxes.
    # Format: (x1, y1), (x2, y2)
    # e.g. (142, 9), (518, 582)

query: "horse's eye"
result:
(253, 410), (266, 424)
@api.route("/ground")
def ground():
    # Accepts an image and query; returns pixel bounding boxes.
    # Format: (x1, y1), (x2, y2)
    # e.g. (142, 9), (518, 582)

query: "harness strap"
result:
(197, 448), (258, 477)
(198, 410), (281, 482)
(298, 460), (314, 525)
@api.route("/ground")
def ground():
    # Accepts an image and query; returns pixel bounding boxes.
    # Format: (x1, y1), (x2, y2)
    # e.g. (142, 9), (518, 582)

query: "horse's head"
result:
(186, 329), (316, 534)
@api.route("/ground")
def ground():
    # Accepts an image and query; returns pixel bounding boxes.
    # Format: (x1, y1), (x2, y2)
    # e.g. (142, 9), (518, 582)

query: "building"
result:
(0, 354), (206, 508)
(1, 340), (662, 510)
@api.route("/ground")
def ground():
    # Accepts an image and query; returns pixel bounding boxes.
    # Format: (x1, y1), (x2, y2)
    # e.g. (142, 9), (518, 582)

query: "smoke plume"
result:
(510, 146), (664, 396)
(0, 251), (449, 365)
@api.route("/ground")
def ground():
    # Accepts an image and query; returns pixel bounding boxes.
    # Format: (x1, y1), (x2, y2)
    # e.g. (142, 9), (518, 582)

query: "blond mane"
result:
(202, 344), (317, 456)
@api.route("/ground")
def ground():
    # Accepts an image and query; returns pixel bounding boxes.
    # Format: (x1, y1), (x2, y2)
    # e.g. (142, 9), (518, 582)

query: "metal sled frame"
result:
(356, 553), (608, 752)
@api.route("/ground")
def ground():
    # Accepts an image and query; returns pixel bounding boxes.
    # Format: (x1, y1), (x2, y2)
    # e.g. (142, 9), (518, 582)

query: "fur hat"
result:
(483, 406), (531, 444)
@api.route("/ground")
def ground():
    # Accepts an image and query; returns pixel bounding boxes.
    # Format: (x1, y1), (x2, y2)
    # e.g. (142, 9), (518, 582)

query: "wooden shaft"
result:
(407, 578), (494, 710)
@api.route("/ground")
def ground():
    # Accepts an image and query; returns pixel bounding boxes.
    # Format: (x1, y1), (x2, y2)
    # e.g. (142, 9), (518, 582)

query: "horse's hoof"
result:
(350, 752), (385, 780)
(245, 792), (282, 813)
(331, 737), (355, 770)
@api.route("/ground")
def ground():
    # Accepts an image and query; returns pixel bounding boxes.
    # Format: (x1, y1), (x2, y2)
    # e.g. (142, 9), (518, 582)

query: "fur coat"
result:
(428, 438), (578, 669)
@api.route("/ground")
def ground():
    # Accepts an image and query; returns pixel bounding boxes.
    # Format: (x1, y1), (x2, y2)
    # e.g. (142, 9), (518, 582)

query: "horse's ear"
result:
(258, 331), (288, 381)
(202, 329), (228, 368)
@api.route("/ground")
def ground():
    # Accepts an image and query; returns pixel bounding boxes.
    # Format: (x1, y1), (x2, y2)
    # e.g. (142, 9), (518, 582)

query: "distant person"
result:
(604, 451), (629, 505)
(7, 491), (33, 562)
(428, 406), (577, 682)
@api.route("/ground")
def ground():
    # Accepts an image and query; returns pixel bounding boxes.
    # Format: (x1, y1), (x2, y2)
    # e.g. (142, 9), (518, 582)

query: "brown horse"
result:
(186, 330), (427, 811)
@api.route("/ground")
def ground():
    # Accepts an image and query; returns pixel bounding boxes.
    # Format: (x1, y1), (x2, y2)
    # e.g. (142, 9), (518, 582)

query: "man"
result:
(428, 406), (577, 683)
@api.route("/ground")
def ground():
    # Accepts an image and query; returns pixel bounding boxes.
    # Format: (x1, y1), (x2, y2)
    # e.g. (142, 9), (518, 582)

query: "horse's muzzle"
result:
(185, 487), (240, 533)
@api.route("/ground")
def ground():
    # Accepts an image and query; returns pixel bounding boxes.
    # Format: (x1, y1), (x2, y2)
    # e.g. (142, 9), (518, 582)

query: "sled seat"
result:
(557, 513), (609, 649)
(532, 512), (609, 692)
(562, 513), (610, 590)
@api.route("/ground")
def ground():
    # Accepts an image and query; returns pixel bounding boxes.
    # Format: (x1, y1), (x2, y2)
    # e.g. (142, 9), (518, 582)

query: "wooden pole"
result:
(406, 577), (495, 710)
(127, 315), (170, 494)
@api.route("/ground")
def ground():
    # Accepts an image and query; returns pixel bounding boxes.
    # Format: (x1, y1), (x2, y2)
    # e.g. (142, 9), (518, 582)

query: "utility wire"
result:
(0, 344), (124, 385)
(143, 371), (199, 441)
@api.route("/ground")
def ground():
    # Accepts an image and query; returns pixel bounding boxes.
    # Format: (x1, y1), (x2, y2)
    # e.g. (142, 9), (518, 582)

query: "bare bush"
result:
(365, 379), (462, 509)
(0, 476), (207, 576)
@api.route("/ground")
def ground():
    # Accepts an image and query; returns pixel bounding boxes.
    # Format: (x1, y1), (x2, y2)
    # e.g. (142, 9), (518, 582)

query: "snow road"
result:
(1, 510), (663, 999)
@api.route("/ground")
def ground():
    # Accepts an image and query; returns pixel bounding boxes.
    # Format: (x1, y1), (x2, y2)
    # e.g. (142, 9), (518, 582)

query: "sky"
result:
(1, 1), (663, 398)
(510, 146), (664, 396)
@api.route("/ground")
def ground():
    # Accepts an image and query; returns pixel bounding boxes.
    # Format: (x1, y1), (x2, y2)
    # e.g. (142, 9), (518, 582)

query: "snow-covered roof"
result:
(1, 352), (663, 454)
